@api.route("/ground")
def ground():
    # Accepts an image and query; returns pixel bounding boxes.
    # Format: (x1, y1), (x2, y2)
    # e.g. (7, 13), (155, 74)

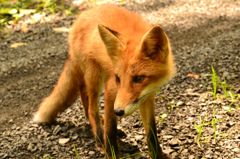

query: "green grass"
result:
(168, 102), (177, 112)
(73, 136), (143, 159)
(150, 127), (160, 159)
(194, 112), (221, 148)
(73, 144), (80, 159)
(211, 66), (239, 103)
(194, 115), (208, 148)
(0, 0), (75, 27)
(106, 136), (117, 159)
(211, 66), (218, 98)
(159, 113), (168, 124)
(194, 66), (239, 147)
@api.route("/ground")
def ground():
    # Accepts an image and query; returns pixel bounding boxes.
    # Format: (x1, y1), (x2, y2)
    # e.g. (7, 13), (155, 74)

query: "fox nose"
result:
(114, 108), (124, 116)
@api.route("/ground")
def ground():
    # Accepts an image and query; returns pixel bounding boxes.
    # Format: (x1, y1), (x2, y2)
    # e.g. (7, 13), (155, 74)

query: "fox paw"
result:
(32, 111), (53, 124)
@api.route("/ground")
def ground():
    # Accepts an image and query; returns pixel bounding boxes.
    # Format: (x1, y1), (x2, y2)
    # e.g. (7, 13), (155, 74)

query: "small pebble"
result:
(58, 138), (70, 145)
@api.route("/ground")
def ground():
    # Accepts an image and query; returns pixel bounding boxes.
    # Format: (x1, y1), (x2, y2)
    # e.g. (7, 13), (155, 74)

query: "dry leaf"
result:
(187, 73), (200, 79)
(10, 42), (27, 48)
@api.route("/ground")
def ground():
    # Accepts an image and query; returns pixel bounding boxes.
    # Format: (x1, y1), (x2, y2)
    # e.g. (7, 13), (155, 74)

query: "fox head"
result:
(98, 24), (175, 116)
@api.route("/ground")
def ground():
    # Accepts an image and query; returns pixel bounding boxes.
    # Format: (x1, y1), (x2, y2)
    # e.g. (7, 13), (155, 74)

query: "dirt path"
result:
(0, 0), (239, 158)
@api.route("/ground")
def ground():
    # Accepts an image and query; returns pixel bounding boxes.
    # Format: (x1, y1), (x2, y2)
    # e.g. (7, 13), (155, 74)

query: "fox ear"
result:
(140, 26), (169, 62)
(98, 24), (122, 63)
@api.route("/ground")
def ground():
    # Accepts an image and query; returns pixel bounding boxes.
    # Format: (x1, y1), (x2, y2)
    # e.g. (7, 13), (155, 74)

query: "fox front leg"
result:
(104, 76), (119, 159)
(140, 95), (171, 159)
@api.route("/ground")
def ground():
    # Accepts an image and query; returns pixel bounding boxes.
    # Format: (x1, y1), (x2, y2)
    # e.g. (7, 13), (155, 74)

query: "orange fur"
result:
(33, 5), (175, 159)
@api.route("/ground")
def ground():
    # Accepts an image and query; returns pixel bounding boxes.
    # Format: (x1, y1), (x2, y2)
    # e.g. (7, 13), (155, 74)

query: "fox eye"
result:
(132, 75), (145, 83)
(115, 74), (120, 83)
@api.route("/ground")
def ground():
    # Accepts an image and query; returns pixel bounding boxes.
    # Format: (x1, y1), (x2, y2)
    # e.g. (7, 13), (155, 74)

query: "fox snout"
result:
(114, 108), (125, 116)
(114, 95), (141, 117)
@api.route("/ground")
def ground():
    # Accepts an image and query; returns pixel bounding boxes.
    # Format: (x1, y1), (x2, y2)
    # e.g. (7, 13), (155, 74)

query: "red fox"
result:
(33, 4), (175, 159)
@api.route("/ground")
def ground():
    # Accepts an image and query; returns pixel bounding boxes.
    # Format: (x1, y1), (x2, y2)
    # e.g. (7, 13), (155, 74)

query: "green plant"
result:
(73, 144), (80, 159)
(150, 127), (159, 159)
(194, 107), (221, 147)
(194, 115), (208, 148)
(211, 66), (239, 104)
(107, 137), (117, 159)
(219, 80), (235, 101)
(194, 67), (239, 148)
(167, 100), (177, 112)
(0, 0), (74, 27)
(220, 80), (228, 97)
(211, 66), (218, 98)
(227, 90), (238, 104)
(159, 113), (168, 124)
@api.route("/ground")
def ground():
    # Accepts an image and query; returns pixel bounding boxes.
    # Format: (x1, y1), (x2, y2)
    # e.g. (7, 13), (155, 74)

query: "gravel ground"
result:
(0, 0), (239, 158)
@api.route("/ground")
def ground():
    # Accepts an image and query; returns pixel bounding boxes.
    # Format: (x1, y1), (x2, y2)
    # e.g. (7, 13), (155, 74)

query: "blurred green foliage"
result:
(0, 0), (75, 27)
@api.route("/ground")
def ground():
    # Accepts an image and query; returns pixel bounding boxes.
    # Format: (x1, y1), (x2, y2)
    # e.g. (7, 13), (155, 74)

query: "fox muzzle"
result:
(114, 108), (125, 116)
